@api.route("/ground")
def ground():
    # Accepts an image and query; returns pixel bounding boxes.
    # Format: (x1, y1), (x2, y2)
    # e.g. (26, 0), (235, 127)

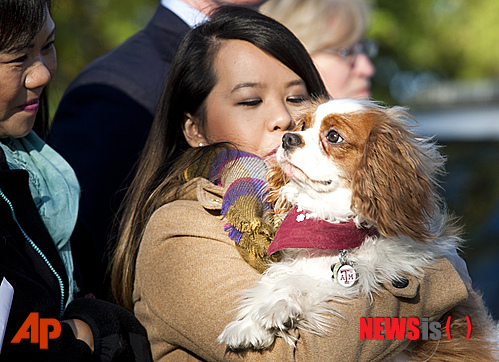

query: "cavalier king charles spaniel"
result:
(218, 99), (497, 360)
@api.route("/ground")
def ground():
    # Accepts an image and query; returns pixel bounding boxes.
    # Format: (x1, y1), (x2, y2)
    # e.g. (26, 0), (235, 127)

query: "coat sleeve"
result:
(133, 201), (468, 362)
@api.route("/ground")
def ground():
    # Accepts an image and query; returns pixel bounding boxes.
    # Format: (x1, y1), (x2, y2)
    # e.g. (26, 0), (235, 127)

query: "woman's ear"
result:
(182, 113), (207, 147)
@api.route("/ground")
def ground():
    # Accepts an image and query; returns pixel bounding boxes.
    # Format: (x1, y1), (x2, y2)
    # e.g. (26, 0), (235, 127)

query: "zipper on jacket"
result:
(0, 187), (65, 318)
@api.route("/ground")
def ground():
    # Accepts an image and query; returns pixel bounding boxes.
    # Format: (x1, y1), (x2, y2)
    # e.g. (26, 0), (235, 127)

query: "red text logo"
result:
(360, 316), (471, 341)
(11, 312), (61, 349)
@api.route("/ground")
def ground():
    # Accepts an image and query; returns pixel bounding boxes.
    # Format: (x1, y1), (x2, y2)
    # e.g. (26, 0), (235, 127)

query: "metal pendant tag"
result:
(331, 250), (358, 287)
(333, 263), (357, 287)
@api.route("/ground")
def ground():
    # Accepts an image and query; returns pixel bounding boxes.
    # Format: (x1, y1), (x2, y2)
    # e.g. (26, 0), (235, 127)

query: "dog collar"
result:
(267, 206), (378, 255)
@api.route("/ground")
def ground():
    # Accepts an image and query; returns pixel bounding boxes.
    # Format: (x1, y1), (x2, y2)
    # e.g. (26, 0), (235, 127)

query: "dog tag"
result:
(331, 250), (358, 287)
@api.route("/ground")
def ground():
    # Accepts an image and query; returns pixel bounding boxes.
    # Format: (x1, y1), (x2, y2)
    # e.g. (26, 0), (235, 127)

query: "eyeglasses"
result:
(320, 39), (378, 64)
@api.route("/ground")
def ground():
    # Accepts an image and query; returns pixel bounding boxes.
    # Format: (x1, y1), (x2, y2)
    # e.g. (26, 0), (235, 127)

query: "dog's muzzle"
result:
(282, 133), (302, 151)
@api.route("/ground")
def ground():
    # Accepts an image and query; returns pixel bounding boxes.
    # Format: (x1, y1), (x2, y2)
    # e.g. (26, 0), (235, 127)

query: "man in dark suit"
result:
(49, 0), (266, 300)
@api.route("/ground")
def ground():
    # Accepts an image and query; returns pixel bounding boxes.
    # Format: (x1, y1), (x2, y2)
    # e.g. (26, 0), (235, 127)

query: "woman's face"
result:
(0, 10), (56, 138)
(312, 45), (375, 100)
(188, 39), (309, 158)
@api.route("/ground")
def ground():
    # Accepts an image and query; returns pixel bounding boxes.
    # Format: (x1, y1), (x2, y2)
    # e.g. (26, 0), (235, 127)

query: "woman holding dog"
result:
(111, 6), (482, 361)
(0, 0), (151, 360)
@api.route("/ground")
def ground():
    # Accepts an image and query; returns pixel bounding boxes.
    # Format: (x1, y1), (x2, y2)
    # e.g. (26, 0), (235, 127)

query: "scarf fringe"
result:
(205, 150), (279, 273)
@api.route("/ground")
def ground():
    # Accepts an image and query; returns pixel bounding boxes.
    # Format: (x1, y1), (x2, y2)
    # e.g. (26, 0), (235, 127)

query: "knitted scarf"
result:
(206, 150), (279, 273)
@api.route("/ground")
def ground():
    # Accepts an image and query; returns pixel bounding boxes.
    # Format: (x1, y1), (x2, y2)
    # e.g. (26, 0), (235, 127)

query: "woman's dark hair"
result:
(111, 5), (329, 309)
(0, 0), (52, 139)
(0, 0), (51, 52)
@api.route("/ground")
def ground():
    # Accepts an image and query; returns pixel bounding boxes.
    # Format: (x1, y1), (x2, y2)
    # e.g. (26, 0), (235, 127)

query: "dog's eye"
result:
(327, 130), (343, 143)
(300, 122), (306, 131)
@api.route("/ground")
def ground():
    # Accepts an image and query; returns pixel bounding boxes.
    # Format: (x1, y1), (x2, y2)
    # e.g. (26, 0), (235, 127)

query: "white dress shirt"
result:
(161, 0), (209, 27)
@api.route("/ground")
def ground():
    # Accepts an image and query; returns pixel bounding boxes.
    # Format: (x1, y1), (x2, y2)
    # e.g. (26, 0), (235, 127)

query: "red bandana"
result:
(267, 206), (378, 255)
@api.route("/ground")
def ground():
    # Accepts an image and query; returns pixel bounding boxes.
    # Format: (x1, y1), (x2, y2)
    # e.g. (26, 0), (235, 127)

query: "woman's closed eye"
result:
(5, 54), (28, 64)
(287, 95), (306, 104)
(238, 99), (262, 107)
(3, 42), (54, 65)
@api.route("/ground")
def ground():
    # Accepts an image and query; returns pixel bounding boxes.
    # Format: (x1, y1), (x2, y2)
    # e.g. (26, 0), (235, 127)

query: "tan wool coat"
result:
(133, 177), (468, 361)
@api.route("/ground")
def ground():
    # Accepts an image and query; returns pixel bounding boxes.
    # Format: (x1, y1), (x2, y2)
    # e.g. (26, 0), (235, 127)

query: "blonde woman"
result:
(262, 0), (377, 99)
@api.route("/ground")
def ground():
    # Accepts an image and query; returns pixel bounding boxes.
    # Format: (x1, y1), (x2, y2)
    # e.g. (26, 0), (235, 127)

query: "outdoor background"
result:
(49, 0), (499, 318)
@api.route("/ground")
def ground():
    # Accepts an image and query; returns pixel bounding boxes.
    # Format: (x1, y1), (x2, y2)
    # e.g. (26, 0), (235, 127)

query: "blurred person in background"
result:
(0, 0), (151, 360)
(47, 0), (267, 301)
(261, 0), (376, 99)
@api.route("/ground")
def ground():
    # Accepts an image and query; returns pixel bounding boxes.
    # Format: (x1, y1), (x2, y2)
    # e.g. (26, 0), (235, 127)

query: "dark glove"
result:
(63, 298), (152, 362)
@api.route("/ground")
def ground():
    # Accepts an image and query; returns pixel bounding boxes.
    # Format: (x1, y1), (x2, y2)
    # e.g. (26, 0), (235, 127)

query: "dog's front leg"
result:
(217, 274), (303, 349)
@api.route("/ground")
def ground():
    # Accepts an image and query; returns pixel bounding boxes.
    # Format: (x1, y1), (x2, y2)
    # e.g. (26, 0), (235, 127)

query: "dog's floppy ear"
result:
(351, 107), (446, 242)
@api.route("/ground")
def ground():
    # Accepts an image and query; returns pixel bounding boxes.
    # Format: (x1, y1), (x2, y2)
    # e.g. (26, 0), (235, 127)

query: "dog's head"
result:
(271, 98), (448, 242)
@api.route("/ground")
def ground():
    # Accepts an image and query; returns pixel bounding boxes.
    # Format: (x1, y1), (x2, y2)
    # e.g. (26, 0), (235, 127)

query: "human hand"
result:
(62, 318), (95, 352)
(63, 297), (152, 361)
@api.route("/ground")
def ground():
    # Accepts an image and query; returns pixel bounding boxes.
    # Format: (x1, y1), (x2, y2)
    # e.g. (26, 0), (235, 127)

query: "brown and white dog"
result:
(217, 98), (498, 360)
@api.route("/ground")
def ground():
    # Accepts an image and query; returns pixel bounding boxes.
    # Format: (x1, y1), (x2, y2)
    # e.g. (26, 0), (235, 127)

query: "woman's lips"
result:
(265, 147), (279, 161)
(20, 98), (40, 114)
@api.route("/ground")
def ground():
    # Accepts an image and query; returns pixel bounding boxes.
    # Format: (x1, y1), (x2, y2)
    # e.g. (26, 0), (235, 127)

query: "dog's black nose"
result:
(282, 133), (302, 151)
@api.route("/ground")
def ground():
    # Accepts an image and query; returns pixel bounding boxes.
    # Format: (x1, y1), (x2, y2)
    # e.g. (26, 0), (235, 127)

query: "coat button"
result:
(392, 276), (409, 288)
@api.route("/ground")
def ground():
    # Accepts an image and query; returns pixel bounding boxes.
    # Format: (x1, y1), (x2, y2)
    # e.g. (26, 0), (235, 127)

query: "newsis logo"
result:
(360, 316), (472, 341)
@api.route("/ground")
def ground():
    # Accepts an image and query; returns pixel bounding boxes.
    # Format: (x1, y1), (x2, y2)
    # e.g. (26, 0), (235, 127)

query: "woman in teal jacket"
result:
(0, 1), (150, 360)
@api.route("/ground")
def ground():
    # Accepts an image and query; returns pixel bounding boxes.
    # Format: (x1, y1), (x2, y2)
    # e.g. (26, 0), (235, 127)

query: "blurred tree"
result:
(368, 0), (499, 105)
(50, 0), (157, 113)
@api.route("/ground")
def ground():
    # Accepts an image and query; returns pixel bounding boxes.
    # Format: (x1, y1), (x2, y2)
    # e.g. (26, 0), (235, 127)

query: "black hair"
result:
(0, 0), (51, 53)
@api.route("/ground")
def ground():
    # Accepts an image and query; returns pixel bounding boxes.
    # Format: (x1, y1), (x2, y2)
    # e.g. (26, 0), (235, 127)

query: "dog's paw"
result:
(261, 298), (303, 330)
(217, 318), (275, 350)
